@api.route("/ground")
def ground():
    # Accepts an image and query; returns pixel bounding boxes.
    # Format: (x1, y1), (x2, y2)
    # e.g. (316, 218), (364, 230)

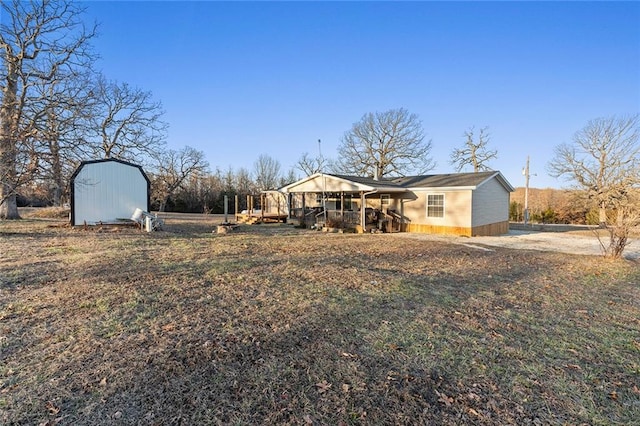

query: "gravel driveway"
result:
(392, 229), (640, 260)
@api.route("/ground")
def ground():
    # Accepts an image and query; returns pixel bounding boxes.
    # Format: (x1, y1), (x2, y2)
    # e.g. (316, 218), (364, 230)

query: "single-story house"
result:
(275, 171), (514, 236)
(70, 158), (150, 226)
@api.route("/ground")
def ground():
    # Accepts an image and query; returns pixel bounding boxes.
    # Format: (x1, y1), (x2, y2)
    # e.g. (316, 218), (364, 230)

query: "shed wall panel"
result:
(72, 161), (148, 225)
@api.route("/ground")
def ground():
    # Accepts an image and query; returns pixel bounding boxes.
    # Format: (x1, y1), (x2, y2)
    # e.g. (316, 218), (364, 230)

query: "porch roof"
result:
(279, 173), (408, 194)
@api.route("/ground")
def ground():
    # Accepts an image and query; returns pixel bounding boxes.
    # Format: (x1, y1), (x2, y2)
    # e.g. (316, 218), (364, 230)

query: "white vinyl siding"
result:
(472, 177), (510, 226)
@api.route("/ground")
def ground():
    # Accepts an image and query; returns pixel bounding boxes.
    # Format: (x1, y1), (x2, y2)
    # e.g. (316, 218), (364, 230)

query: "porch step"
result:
(236, 214), (261, 225)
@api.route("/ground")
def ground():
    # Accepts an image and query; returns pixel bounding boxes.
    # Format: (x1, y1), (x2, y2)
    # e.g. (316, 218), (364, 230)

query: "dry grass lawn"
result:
(1, 212), (639, 425)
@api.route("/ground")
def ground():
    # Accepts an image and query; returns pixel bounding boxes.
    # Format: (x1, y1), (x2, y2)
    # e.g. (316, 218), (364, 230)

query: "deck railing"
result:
(325, 210), (360, 226)
(291, 208), (403, 231)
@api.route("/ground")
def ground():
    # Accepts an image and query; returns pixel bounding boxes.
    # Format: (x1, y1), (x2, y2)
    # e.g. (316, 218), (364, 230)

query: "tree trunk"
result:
(159, 197), (168, 212)
(0, 136), (20, 218)
(51, 151), (64, 207)
(49, 119), (64, 207)
(598, 202), (607, 228)
(0, 65), (21, 219)
(0, 193), (20, 219)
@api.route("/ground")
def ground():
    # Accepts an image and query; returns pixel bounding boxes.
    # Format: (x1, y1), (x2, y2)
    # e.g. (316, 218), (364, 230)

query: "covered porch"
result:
(280, 173), (412, 233)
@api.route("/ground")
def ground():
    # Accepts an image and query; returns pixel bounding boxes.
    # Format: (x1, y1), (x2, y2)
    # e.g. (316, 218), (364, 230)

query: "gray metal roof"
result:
(328, 171), (513, 191)
(390, 171), (499, 188)
(280, 171), (514, 193)
(330, 174), (405, 188)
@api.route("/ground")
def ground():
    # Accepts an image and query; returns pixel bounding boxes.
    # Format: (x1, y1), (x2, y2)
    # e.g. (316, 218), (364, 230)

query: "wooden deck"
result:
(236, 213), (288, 224)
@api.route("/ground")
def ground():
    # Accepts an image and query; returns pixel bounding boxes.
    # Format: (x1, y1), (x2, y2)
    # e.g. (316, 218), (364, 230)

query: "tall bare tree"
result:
(335, 108), (435, 178)
(253, 154), (281, 191)
(222, 166), (236, 193)
(548, 115), (640, 258)
(86, 74), (167, 161)
(27, 70), (95, 206)
(548, 115), (639, 224)
(296, 152), (328, 176)
(279, 168), (298, 187)
(450, 126), (497, 172)
(235, 167), (255, 197)
(0, 0), (95, 218)
(151, 146), (209, 212)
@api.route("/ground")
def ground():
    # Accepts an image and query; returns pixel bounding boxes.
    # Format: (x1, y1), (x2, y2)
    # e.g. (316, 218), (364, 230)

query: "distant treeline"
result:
(508, 187), (636, 225)
(20, 177), (632, 226)
(19, 166), (293, 215)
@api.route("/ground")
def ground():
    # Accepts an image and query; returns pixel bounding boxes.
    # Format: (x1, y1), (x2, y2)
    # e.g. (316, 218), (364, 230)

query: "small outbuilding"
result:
(70, 159), (150, 226)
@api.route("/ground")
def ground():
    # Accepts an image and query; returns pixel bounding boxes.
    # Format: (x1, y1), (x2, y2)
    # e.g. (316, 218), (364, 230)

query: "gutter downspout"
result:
(321, 173), (327, 226)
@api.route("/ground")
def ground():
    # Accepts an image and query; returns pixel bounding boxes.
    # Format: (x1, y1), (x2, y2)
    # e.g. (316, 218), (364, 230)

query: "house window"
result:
(380, 194), (390, 207)
(427, 194), (444, 218)
(334, 194), (353, 210)
(344, 194), (352, 210)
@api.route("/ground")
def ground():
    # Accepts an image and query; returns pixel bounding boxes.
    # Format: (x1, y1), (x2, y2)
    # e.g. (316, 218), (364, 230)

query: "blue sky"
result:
(81, 1), (640, 189)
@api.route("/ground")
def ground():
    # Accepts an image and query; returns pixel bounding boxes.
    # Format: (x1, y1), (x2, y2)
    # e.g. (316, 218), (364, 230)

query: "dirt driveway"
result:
(392, 229), (640, 260)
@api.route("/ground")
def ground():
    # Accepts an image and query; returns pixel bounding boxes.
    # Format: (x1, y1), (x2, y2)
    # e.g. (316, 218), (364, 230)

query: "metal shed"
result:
(70, 159), (150, 226)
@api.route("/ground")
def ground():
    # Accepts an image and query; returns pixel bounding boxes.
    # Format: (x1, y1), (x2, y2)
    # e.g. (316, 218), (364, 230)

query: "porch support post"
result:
(360, 191), (366, 231)
(301, 192), (306, 226)
(340, 192), (344, 224)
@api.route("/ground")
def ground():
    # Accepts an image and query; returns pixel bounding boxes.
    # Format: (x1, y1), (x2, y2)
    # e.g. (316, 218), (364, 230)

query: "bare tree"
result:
(151, 146), (209, 212)
(296, 152), (328, 176)
(26, 70), (96, 206)
(86, 74), (167, 161)
(235, 167), (254, 195)
(548, 115), (639, 225)
(450, 126), (497, 172)
(548, 115), (640, 258)
(222, 166), (236, 193)
(279, 168), (298, 187)
(0, 0), (95, 218)
(594, 200), (640, 259)
(335, 108), (435, 178)
(253, 154), (281, 192)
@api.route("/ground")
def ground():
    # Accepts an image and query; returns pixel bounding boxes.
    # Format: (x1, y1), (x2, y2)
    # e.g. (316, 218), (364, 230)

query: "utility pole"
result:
(522, 155), (531, 225)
